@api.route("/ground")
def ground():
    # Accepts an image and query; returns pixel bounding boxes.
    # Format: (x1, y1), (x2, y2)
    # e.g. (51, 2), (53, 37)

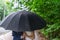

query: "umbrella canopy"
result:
(0, 10), (46, 32)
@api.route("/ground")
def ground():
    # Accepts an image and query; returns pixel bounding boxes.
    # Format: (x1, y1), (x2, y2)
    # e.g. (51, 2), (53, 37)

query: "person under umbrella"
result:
(0, 10), (46, 40)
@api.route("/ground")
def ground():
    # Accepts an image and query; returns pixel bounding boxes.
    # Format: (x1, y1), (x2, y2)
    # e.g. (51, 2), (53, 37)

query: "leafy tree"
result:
(0, 0), (4, 20)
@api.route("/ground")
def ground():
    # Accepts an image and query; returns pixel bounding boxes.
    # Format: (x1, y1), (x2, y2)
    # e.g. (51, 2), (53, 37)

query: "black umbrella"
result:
(0, 10), (46, 32)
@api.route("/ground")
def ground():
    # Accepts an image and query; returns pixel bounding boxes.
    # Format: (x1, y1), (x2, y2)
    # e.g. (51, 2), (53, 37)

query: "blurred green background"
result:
(0, 0), (60, 40)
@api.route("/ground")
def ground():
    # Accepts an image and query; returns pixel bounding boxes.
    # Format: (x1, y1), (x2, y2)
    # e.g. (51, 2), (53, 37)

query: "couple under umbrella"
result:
(0, 10), (46, 40)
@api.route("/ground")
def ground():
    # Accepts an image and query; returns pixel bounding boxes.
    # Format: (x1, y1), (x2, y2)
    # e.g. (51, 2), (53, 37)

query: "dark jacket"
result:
(12, 31), (23, 36)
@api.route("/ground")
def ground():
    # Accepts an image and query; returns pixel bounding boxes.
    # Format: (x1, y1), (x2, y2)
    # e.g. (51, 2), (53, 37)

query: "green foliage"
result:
(52, 38), (60, 40)
(0, 0), (4, 20)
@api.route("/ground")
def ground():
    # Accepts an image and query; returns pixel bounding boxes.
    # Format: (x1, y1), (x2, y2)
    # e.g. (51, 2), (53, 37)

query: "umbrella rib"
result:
(6, 12), (18, 29)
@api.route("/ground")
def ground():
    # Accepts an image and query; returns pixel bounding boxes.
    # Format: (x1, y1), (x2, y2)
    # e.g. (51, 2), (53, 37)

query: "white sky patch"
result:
(14, 2), (18, 8)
